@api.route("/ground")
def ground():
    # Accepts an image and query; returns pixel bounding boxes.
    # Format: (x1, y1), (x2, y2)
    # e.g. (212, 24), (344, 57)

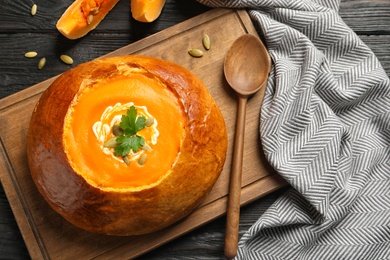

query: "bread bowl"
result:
(27, 55), (228, 236)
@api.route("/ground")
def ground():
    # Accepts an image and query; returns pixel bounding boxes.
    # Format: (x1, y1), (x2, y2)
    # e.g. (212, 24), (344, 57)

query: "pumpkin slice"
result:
(57, 0), (120, 39)
(131, 0), (166, 22)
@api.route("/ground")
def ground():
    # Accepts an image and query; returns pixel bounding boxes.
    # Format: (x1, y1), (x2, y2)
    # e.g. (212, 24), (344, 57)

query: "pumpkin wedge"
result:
(131, 0), (166, 22)
(57, 0), (120, 39)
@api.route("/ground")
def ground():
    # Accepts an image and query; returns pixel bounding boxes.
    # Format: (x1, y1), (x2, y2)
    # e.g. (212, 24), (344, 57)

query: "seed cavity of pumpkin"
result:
(25, 51), (38, 58)
(37, 57), (46, 70)
(60, 54), (74, 65)
(90, 7), (99, 15)
(31, 4), (37, 16)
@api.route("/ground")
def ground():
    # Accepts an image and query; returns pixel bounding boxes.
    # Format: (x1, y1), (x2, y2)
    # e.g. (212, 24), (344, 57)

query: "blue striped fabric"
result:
(197, 0), (390, 259)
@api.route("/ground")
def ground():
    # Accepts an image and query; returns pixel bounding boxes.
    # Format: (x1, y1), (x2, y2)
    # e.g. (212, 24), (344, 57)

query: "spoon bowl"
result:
(223, 34), (271, 260)
(224, 34), (271, 96)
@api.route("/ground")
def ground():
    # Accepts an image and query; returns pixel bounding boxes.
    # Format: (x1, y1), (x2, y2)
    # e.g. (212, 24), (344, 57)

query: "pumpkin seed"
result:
(25, 51), (37, 58)
(138, 154), (147, 165)
(141, 143), (153, 151)
(104, 137), (118, 148)
(122, 156), (130, 165)
(87, 14), (93, 25)
(145, 117), (154, 127)
(37, 57), (46, 70)
(202, 34), (211, 50)
(60, 54), (73, 65)
(112, 124), (124, 136)
(188, 48), (203, 58)
(31, 4), (37, 16)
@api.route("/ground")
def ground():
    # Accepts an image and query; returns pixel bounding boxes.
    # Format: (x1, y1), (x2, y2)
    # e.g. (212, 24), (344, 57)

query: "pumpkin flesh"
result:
(131, 0), (166, 22)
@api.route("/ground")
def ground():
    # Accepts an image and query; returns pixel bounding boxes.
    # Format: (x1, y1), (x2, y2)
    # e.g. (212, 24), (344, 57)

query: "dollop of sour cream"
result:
(92, 102), (159, 163)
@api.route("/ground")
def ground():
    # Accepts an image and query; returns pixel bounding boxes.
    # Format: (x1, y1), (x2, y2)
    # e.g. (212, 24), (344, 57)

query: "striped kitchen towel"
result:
(197, 0), (390, 259)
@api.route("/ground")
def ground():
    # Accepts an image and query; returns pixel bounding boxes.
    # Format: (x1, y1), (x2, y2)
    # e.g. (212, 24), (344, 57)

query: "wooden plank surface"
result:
(1, 0), (390, 259)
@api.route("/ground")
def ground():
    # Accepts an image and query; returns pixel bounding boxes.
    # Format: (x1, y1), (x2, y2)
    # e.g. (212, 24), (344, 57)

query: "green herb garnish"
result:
(114, 106), (146, 157)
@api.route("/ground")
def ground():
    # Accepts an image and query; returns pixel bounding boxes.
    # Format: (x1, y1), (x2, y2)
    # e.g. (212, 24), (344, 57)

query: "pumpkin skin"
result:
(131, 0), (166, 22)
(27, 55), (228, 236)
(57, 0), (120, 39)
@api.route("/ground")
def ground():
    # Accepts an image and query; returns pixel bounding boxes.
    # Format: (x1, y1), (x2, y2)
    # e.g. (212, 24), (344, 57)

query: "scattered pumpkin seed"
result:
(60, 54), (74, 65)
(31, 4), (37, 16)
(37, 57), (46, 70)
(122, 156), (130, 165)
(104, 137), (118, 148)
(87, 14), (93, 25)
(112, 124), (124, 136)
(141, 143), (153, 151)
(25, 51), (38, 58)
(202, 34), (211, 50)
(145, 117), (154, 127)
(138, 154), (147, 165)
(188, 48), (203, 58)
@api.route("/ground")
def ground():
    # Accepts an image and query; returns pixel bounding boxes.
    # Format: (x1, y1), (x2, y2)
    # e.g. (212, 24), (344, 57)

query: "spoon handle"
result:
(225, 96), (248, 259)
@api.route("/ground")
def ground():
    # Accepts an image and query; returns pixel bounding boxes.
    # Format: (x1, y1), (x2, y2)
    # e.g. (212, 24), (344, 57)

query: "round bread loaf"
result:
(27, 55), (227, 236)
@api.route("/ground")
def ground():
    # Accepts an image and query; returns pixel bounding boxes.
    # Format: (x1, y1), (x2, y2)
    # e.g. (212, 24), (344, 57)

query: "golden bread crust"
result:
(27, 55), (227, 236)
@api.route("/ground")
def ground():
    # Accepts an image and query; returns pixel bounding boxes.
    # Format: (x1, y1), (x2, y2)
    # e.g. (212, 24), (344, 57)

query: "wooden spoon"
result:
(223, 34), (271, 259)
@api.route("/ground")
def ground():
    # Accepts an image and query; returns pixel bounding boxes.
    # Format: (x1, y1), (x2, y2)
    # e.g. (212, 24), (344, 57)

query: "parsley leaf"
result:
(113, 106), (147, 157)
(120, 106), (146, 136)
(114, 135), (145, 156)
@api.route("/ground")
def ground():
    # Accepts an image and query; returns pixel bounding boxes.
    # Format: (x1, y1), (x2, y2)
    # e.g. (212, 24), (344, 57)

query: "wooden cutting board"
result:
(0, 8), (287, 259)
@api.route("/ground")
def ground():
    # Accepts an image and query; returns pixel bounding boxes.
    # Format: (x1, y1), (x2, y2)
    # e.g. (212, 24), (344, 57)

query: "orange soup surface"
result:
(63, 72), (185, 190)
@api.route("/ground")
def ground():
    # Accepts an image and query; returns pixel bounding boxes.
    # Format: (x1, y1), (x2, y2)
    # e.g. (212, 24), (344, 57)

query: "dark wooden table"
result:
(1, 0), (389, 259)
